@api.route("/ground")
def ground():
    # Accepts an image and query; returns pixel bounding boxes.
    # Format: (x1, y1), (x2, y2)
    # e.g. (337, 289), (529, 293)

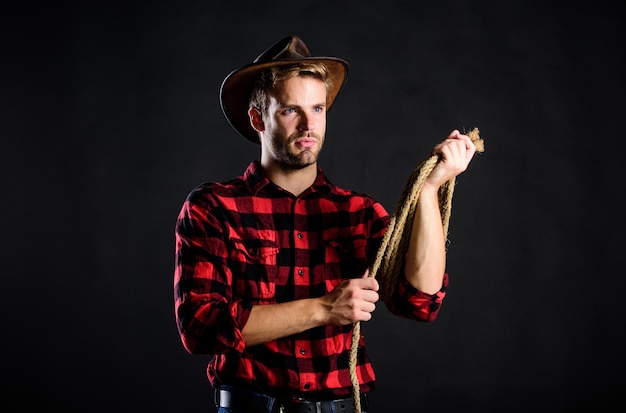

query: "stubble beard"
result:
(273, 132), (323, 171)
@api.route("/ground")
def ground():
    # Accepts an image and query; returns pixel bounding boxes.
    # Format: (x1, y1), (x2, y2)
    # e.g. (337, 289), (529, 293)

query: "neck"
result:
(261, 162), (317, 197)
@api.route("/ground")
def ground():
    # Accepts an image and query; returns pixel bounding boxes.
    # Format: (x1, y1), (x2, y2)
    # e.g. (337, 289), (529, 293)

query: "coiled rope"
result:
(348, 128), (484, 412)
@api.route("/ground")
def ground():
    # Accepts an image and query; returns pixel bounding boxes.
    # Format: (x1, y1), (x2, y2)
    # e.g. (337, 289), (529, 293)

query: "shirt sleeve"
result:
(370, 200), (448, 322)
(174, 188), (251, 355)
(390, 272), (448, 321)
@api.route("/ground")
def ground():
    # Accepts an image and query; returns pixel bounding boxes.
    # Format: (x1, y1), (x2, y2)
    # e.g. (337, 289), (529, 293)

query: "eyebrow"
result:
(278, 102), (327, 109)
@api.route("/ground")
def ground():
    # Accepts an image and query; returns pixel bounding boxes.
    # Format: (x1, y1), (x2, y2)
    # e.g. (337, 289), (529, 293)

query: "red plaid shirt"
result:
(174, 161), (448, 400)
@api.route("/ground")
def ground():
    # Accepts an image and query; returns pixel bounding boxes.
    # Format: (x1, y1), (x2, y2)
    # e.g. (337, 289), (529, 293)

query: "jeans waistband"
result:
(216, 386), (369, 413)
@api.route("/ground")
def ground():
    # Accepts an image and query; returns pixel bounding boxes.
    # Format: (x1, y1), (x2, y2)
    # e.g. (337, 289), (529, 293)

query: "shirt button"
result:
(297, 233), (303, 239)
(298, 269), (304, 276)
(300, 348), (306, 355)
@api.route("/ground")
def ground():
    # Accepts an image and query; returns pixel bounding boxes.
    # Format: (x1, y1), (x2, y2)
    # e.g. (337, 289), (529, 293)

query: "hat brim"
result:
(220, 57), (349, 143)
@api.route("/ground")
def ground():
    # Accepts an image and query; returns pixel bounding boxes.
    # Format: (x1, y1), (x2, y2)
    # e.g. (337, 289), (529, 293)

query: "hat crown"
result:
(253, 36), (311, 64)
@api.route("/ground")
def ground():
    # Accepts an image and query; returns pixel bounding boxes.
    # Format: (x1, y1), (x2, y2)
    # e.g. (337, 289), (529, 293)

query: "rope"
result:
(348, 128), (484, 412)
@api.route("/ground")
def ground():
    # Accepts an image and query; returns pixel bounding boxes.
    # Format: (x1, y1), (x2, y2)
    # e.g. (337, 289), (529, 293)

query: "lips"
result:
(295, 138), (317, 148)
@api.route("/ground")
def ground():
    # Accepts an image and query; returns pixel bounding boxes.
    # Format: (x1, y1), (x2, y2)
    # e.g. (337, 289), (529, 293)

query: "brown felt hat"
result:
(219, 35), (349, 143)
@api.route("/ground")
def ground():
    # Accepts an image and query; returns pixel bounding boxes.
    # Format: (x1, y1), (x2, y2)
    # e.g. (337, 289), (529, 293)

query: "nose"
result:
(297, 112), (315, 132)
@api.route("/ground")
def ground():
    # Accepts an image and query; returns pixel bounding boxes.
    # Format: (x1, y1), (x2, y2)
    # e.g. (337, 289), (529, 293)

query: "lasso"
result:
(348, 128), (485, 412)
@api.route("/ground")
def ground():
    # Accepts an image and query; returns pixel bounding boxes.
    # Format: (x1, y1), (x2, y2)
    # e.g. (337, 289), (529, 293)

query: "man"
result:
(174, 35), (476, 413)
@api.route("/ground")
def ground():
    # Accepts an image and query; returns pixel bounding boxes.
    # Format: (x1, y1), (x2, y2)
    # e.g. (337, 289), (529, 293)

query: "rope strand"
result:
(349, 128), (484, 412)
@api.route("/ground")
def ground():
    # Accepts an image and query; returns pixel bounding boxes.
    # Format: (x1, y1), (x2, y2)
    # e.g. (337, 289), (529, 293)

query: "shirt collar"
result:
(243, 161), (334, 196)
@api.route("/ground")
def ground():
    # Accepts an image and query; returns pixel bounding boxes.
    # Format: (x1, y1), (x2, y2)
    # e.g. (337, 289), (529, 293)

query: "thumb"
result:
(361, 268), (379, 292)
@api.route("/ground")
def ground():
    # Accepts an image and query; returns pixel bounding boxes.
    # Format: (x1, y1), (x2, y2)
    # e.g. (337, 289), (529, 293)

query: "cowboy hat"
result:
(219, 35), (349, 143)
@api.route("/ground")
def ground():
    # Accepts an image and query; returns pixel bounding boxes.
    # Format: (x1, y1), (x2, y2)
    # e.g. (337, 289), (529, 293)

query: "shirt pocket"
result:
(229, 237), (279, 302)
(323, 235), (369, 282)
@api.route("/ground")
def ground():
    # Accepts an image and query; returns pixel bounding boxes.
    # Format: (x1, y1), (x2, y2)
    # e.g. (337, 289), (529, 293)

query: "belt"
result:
(216, 387), (369, 413)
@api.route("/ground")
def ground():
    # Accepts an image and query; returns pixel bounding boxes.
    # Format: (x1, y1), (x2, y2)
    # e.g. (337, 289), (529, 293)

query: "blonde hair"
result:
(249, 63), (333, 115)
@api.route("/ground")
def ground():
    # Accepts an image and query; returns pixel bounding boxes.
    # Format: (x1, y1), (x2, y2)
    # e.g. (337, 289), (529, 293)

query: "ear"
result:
(248, 107), (265, 132)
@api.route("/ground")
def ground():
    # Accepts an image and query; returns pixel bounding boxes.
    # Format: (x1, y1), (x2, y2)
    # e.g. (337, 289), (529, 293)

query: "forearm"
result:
(404, 183), (446, 294)
(242, 297), (326, 346)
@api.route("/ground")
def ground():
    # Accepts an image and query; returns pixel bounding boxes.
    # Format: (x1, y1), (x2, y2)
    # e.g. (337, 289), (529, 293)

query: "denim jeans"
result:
(215, 386), (368, 413)
(217, 408), (368, 413)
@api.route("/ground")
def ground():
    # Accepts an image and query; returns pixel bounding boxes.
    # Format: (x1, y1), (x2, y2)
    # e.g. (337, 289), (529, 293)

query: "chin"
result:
(299, 151), (318, 165)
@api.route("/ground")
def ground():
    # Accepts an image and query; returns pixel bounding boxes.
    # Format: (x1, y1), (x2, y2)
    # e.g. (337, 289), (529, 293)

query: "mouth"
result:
(294, 137), (317, 149)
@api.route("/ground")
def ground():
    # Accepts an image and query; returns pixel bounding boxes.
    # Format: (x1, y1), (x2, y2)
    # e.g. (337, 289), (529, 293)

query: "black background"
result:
(2, 1), (625, 411)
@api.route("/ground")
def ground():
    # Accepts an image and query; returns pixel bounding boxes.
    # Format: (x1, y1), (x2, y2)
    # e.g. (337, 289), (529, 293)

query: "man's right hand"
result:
(321, 269), (380, 325)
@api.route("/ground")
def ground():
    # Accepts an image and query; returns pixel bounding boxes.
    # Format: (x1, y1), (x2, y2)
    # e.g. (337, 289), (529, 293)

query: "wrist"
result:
(309, 296), (329, 326)
(419, 182), (440, 198)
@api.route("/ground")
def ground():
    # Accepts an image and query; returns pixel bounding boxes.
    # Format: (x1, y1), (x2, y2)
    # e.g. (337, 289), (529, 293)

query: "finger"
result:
(361, 289), (379, 304)
(358, 276), (379, 291)
(432, 131), (475, 157)
(443, 137), (475, 159)
(447, 129), (461, 139)
(439, 145), (468, 171)
(360, 300), (377, 314)
(369, 277), (379, 291)
(456, 133), (476, 150)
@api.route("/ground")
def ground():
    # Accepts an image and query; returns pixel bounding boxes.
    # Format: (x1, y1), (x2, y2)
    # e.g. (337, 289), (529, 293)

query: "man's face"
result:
(259, 76), (327, 170)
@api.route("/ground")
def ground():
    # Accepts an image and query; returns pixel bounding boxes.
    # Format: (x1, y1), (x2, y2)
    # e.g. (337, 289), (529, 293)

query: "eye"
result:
(282, 107), (296, 114)
(313, 106), (325, 113)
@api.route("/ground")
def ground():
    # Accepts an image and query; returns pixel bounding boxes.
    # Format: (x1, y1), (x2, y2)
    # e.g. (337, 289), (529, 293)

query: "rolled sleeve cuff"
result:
(395, 272), (449, 322)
